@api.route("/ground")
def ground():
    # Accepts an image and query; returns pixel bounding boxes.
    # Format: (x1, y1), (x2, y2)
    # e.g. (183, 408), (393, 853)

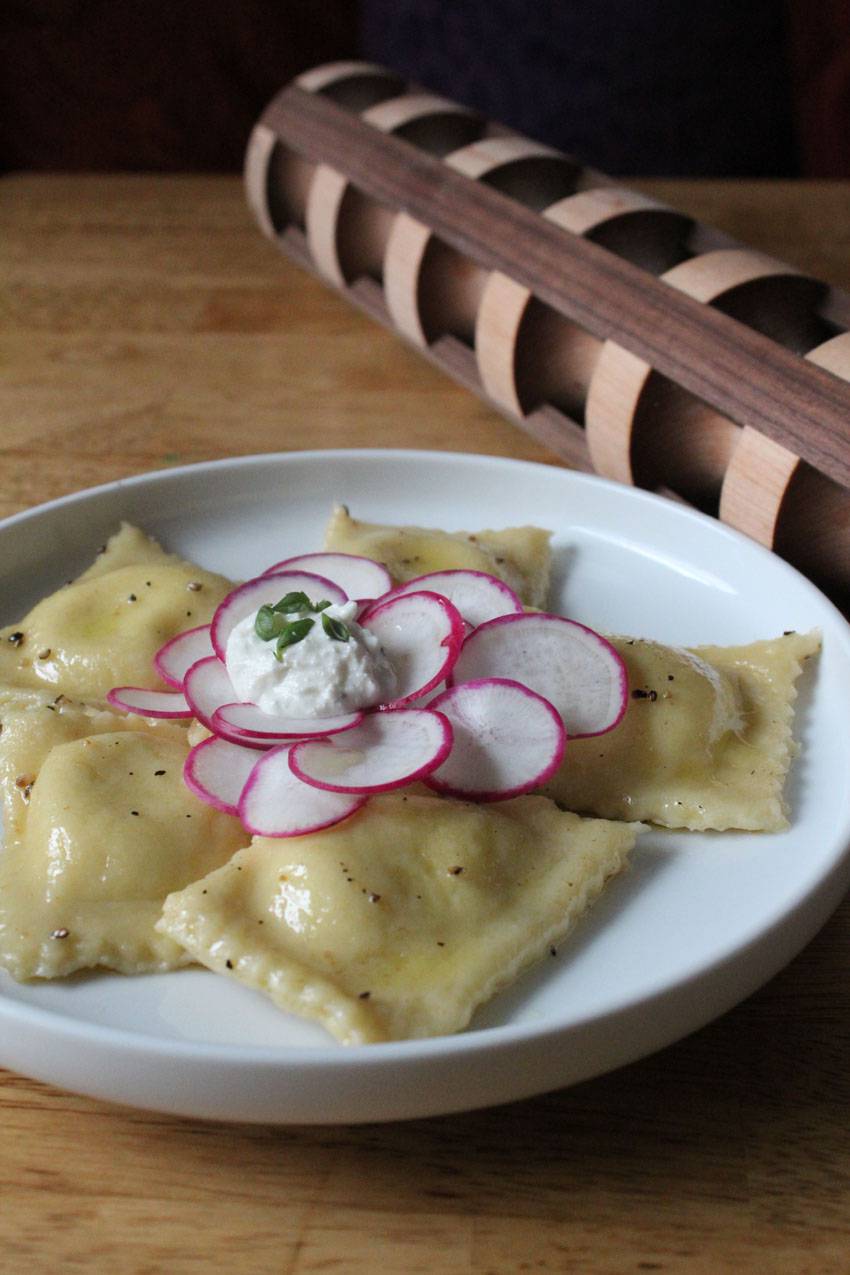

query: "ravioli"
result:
(0, 716), (247, 980)
(0, 698), (186, 846)
(323, 506), (552, 608)
(159, 792), (638, 1044)
(0, 523), (232, 702)
(543, 631), (819, 832)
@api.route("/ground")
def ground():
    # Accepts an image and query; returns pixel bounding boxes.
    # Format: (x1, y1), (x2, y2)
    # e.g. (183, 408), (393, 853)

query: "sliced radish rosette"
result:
(210, 570), (348, 661)
(213, 702), (363, 740)
(449, 613), (628, 738)
(289, 708), (453, 794)
(106, 686), (193, 719)
(154, 624), (215, 689)
(184, 736), (260, 815)
(358, 591), (465, 707)
(239, 745), (367, 837)
(425, 678), (566, 801)
(262, 552), (392, 602)
(381, 569), (523, 628)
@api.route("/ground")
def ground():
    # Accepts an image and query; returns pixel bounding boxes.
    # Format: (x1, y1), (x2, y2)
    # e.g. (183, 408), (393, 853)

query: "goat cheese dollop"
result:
(225, 600), (396, 718)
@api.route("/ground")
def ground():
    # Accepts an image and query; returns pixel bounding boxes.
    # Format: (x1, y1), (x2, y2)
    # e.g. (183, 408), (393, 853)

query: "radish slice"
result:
(213, 702), (363, 739)
(358, 591), (465, 707)
(184, 736), (259, 815)
(154, 624), (215, 689)
(239, 745), (367, 837)
(210, 571), (348, 661)
(450, 613), (628, 738)
(381, 569), (523, 628)
(183, 656), (239, 730)
(425, 679), (566, 800)
(262, 552), (392, 601)
(289, 708), (452, 794)
(106, 687), (193, 719)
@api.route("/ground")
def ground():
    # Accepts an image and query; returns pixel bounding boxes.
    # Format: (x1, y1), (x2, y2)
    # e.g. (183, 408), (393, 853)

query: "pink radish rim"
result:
(212, 703), (364, 740)
(425, 677), (567, 801)
(379, 568), (523, 621)
(288, 708), (454, 794)
(183, 737), (258, 815)
(183, 655), (234, 730)
(106, 687), (193, 720)
(262, 551), (393, 597)
(203, 716), (275, 751)
(154, 624), (213, 689)
(210, 570), (348, 661)
(238, 747), (368, 837)
(449, 611), (629, 738)
(358, 590), (466, 708)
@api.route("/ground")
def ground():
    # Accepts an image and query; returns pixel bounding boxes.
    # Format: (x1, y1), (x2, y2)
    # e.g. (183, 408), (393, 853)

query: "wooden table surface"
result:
(2, 174), (849, 1273)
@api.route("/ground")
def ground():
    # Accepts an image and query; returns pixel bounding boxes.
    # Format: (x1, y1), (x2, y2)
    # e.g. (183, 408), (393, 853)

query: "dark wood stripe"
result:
(263, 84), (850, 491)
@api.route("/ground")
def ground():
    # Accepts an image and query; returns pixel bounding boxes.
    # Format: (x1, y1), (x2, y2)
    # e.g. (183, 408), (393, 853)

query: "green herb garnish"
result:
(322, 613), (350, 642)
(273, 590), (313, 614)
(255, 605), (289, 641)
(274, 617), (315, 659)
(256, 595), (336, 641)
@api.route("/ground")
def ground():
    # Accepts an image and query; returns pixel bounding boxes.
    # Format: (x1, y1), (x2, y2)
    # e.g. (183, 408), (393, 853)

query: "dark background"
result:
(2, 0), (849, 177)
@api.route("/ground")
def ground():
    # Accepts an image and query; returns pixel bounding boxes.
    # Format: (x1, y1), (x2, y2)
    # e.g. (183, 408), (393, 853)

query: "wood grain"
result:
(1, 174), (850, 1274)
(263, 85), (850, 491)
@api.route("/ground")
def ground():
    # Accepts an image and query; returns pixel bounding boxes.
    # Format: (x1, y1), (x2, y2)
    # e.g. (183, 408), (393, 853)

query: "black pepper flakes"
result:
(358, 991), (371, 1000)
(130, 810), (140, 816)
(448, 865), (464, 875)
(8, 632), (24, 647)
(225, 959), (233, 970)
(549, 947), (558, 957)
(127, 594), (137, 603)
(368, 892), (381, 903)
(154, 769), (166, 776)
(631, 688), (657, 701)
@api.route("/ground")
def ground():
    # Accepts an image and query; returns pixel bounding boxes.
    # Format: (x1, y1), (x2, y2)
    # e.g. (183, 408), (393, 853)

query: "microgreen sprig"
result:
(255, 594), (333, 642)
(274, 617), (315, 660)
(322, 613), (350, 642)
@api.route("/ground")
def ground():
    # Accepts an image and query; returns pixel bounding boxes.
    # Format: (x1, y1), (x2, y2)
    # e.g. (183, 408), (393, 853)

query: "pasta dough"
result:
(159, 792), (638, 1044)
(323, 506), (552, 608)
(543, 632), (819, 831)
(0, 710), (247, 980)
(0, 523), (232, 702)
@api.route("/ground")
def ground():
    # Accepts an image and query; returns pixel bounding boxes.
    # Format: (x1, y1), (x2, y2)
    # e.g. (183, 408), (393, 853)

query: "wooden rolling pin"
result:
(245, 61), (850, 607)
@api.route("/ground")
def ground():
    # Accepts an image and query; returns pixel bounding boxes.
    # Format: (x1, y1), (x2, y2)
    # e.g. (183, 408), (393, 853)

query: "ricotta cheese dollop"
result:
(225, 600), (397, 718)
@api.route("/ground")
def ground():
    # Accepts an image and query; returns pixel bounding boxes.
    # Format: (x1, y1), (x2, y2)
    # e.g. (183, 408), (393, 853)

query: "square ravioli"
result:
(159, 792), (639, 1044)
(543, 631), (819, 831)
(0, 704), (247, 980)
(0, 522), (233, 703)
(323, 505), (552, 607)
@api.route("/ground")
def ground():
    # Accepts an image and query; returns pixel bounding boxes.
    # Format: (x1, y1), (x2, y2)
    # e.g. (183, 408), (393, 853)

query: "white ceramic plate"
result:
(2, 450), (849, 1124)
